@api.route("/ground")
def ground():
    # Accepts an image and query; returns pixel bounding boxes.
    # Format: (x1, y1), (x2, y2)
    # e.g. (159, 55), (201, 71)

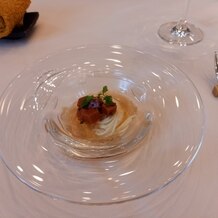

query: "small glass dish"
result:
(0, 44), (205, 205)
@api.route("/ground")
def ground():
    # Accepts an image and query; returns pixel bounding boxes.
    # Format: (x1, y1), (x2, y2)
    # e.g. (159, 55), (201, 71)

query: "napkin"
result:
(0, 0), (31, 38)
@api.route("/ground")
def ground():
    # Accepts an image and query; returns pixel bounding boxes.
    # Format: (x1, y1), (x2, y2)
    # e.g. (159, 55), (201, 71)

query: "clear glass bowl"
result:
(0, 44), (205, 205)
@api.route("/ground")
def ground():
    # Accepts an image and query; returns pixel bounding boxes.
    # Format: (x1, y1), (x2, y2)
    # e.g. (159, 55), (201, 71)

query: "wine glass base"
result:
(158, 21), (203, 46)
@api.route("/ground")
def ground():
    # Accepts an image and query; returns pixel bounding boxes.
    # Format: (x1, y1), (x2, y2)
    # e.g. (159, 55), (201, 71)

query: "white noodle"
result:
(94, 101), (135, 137)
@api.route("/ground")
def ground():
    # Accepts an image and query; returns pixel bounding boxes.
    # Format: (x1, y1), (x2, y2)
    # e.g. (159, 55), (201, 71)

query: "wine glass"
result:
(158, 0), (203, 46)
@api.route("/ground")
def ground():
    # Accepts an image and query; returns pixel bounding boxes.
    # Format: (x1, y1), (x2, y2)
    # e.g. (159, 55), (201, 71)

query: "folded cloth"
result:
(0, 0), (31, 38)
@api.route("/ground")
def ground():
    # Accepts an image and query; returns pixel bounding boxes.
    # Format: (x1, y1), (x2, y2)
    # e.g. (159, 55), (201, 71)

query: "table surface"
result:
(0, 0), (218, 217)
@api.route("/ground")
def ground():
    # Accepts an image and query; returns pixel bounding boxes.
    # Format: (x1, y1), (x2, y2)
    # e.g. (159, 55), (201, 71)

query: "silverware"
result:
(213, 51), (218, 97)
(214, 51), (218, 81)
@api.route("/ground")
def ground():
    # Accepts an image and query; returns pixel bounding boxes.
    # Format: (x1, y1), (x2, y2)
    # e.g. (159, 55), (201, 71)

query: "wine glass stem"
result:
(171, 20), (190, 37)
(183, 0), (191, 21)
(171, 0), (192, 37)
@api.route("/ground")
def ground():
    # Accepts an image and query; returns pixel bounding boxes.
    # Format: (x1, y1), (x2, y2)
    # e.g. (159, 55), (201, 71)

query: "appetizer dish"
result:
(48, 83), (151, 160)
(60, 86), (137, 143)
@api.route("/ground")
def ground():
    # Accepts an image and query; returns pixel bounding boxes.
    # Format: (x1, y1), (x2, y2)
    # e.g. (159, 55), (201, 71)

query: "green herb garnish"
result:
(98, 85), (108, 98)
(102, 85), (108, 95)
(104, 95), (113, 105)
(81, 86), (114, 108)
(99, 86), (114, 105)
(81, 95), (93, 108)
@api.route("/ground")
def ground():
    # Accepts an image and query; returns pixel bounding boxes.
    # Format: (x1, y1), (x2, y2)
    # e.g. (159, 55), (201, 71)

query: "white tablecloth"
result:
(0, 0), (218, 217)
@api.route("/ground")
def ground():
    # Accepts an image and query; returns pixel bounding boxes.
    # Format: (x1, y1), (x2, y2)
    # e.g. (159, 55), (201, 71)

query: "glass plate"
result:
(0, 44), (205, 205)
